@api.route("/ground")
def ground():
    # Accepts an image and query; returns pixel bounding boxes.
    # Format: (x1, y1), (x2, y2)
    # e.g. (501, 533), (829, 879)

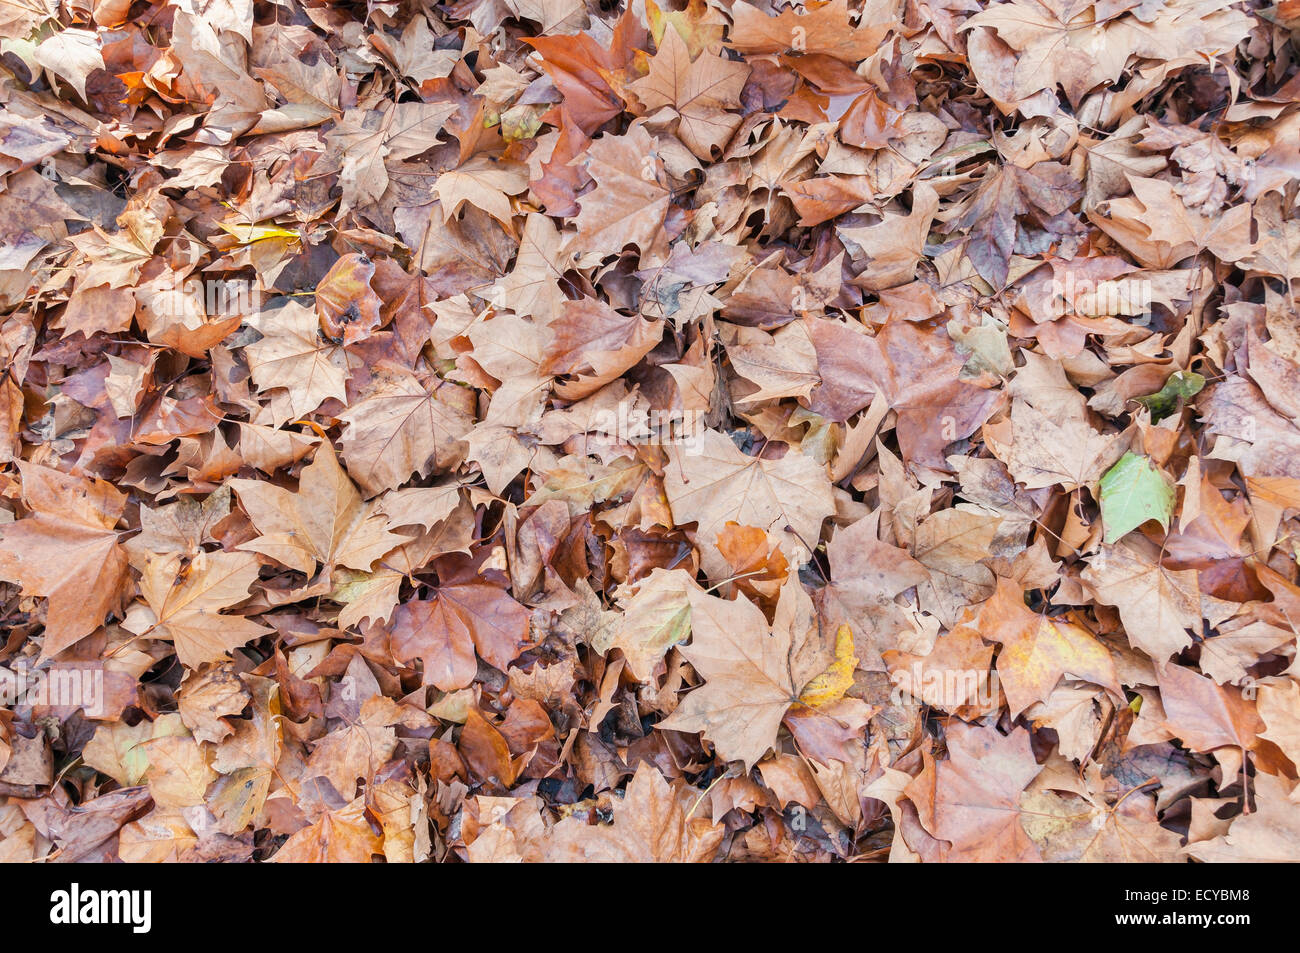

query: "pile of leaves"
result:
(0, 0), (1299, 864)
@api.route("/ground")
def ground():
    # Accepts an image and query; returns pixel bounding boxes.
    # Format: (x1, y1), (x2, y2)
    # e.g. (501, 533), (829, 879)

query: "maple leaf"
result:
(82, 714), (188, 787)
(1082, 543), (1200, 659)
(1099, 451), (1175, 543)
(1203, 377), (1300, 480)
(304, 696), (403, 800)
(368, 15), (460, 86)
(523, 11), (645, 135)
(491, 763), (725, 862)
(271, 797), (383, 863)
(331, 515), (474, 631)
(630, 24), (750, 160)
(714, 521), (790, 607)
(593, 567), (696, 682)
(566, 125), (672, 261)
(646, 0), (725, 59)
(117, 811), (201, 863)
(542, 298), (664, 400)
(975, 578), (1122, 718)
(839, 88), (908, 151)
(946, 161), (1082, 289)
(465, 310), (553, 429)
(727, 0), (895, 62)
(663, 428), (835, 583)
(908, 722), (1043, 862)
(124, 550), (272, 669)
(4, 27), (104, 101)
(208, 677), (282, 835)
(885, 625), (997, 715)
(493, 212), (574, 324)
(324, 101), (459, 214)
(797, 623), (858, 709)
(1258, 679), (1300, 769)
(389, 577), (532, 690)
(984, 396), (1125, 490)
(836, 182), (939, 291)
(657, 577), (830, 769)
(1021, 769), (1184, 862)
(230, 442), (406, 577)
(134, 486), (231, 558)
(1186, 773), (1300, 862)
(823, 511), (928, 632)
(782, 174), (877, 228)
(1090, 175), (1247, 269)
(908, 505), (1003, 628)
(0, 463), (128, 660)
(243, 300), (348, 426)
(1156, 662), (1261, 753)
(337, 364), (475, 497)
(434, 156), (530, 228)
(808, 313), (1003, 468)
(314, 254), (383, 347)
(177, 663), (250, 745)
(965, 0), (1253, 109)
(143, 732), (216, 810)
(4, 0), (1299, 869)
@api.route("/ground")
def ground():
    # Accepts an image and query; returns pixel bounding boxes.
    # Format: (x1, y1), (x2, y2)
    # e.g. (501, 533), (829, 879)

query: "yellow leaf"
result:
(216, 221), (301, 244)
(798, 624), (858, 709)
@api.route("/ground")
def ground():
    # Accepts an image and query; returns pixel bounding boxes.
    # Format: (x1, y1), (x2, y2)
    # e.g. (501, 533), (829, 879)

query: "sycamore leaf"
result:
(216, 221), (302, 245)
(946, 162), (1082, 289)
(727, 0), (895, 62)
(270, 797), (382, 862)
(1186, 773), (1300, 862)
(390, 580), (532, 688)
(1099, 452), (1175, 543)
(524, 15), (642, 135)
(567, 126), (672, 260)
(143, 733), (216, 809)
(630, 24), (749, 160)
(314, 254), (382, 346)
(594, 567), (696, 682)
(125, 550), (272, 669)
(0, 463), (128, 660)
(497, 763), (725, 862)
(82, 714), (189, 787)
(907, 722), (1043, 862)
(657, 576), (830, 769)
(975, 579), (1122, 718)
(243, 300), (348, 426)
(337, 365), (474, 497)
(542, 298), (664, 400)
(1021, 770), (1184, 862)
(209, 678), (282, 835)
(2, 0), (1296, 868)
(230, 442), (405, 577)
(663, 428), (835, 583)
(646, 0), (725, 59)
(434, 156), (530, 228)
(494, 212), (574, 324)
(985, 397), (1125, 491)
(23, 27), (104, 101)
(1082, 543), (1200, 659)
(797, 624), (858, 709)
(1135, 370), (1205, 423)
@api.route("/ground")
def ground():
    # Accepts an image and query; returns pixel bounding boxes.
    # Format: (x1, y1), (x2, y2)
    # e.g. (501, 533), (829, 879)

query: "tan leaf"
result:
(657, 577), (830, 769)
(664, 428), (834, 583)
(231, 442), (406, 576)
(0, 463), (128, 660)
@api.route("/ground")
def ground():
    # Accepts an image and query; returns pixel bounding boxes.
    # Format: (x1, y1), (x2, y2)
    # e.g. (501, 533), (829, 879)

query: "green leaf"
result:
(1099, 452), (1175, 543)
(1134, 370), (1205, 423)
